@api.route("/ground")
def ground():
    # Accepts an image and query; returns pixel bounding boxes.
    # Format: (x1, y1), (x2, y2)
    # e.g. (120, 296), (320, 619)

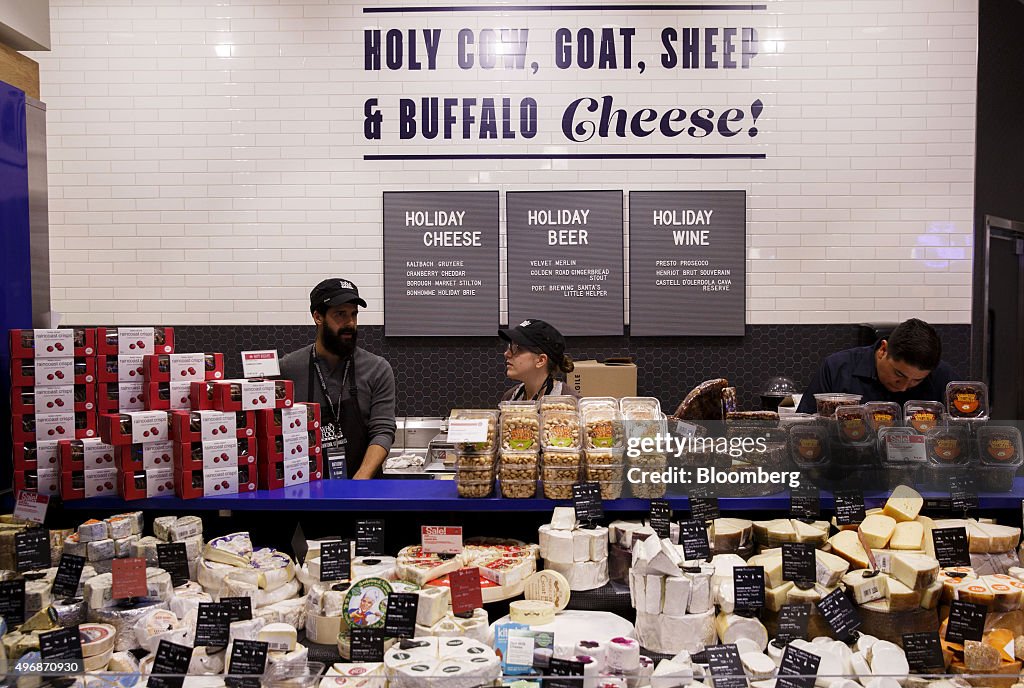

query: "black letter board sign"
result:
(506, 190), (624, 335)
(628, 191), (746, 336)
(383, 191), (499, 336)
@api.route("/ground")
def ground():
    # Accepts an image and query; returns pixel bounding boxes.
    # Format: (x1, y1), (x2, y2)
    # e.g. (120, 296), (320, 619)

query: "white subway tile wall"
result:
(31, 0), (977, 326)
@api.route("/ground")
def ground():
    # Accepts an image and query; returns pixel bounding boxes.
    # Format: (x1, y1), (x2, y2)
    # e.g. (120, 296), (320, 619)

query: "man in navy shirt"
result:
(795, 318), (957, 415)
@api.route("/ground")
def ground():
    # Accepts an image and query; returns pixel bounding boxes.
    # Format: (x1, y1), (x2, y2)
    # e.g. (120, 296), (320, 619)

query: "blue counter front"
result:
(57, 477), (1024, 513)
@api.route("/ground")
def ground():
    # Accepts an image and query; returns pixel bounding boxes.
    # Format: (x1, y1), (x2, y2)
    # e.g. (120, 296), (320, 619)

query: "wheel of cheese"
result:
(509, 600), (556, 625)
(857, 601), (939, 646)
(524, 570), (571, 611)
(79, 622), (116, 657)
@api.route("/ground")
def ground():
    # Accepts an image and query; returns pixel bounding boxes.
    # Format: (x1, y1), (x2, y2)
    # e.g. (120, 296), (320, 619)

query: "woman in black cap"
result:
(498, 319), (577, 402)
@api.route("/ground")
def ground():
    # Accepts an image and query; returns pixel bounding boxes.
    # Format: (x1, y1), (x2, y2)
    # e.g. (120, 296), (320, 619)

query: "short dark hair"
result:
(886, 318), (942, 371)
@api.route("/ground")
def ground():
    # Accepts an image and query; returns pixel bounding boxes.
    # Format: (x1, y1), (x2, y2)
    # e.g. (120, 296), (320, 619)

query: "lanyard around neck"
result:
(311, 347), (349, 424)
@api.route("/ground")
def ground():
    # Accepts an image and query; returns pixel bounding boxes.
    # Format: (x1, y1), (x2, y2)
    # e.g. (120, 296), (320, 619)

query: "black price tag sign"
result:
(195, 602), (231, 648)
(290, 523), (308, 566)
(548, 657), (586, 688)
(327, 454), (347, 480)
(707, 644), (748, 688)
(149, 640), (194, 688)
(350, 628), (385, 662)
(782, 543), (816, 584)
(383, 592), (419, 639)
(222, 597), (253, 623)
(776, 604), (811, 645)
(790, 483), (821, 520)
(356, 520), (386, 556)
(733, 566), (766, 611)
(949, 476), (978, 512)
(16, 527), (52, 572)
(227, 639), (269, 688)
(51, 553), (87, 599)
(320, 540), (352, 582)
(679, 519), (711, 562)
(649, 499), (672, 539)
(931, 527), (971, 568)
(903, 632), (945, 673)
(689, 489), (720, 523)
(776, 645), (821, 688)
(39, 626), (84, 664)
(834, 489), (866, 526)
(157, 542), (190, 587)
(816, 588), (862, 641)
(0, 580), (26, 626)
(946, 600), (987, 644)
(572, 482), (604, 522)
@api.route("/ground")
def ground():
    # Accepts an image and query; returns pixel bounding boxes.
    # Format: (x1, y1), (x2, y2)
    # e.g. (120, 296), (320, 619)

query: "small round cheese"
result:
(509, 600), (556, 625)
(524, 570), (571, 611)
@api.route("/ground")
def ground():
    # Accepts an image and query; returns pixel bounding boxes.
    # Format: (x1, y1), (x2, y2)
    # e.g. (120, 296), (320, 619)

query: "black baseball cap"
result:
(499, 319), (566, 363)
(310, 278), (367, 312)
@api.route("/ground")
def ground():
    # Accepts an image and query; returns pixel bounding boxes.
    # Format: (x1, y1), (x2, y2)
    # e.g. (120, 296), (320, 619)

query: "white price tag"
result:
(505, 635), (535, 668)
(445, 419), (489, 443)
(14, 491), (49, 524)
(885, 435), (927, 463)
(241, 350), (280, 378)
(421, 526), (463, 555)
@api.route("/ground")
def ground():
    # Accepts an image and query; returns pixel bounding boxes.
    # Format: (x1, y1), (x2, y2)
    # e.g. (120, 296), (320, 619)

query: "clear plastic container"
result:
(977, 426), (1023, 467)
(541, 409), (582, 449)
(834, 405), (873, 446)
(543, 448), (581, 484)
(877, 426), (925, 489)
(582, 407), (624, 449)
(814, 393), (862, 417)
(945, 381), (990, 421)
(500, 462), (538, 482)
(628, 453), (668, 498)
(500, 403), (540, 452)
(540, 395), (578, 412)
(597, 480), (623, 500)
(864, 401), (902, 431)
(456, 465), (495, 498)
(542, 464), (581, 483)
(455, 451), (496, 469)
(726, 411), (780, 429)
(448, 408), (498, 454)
(500, 478), (537, 499)
(577, 396), (618, 414)
(624, 411), (668, 443)
(925, 425), (970, 466)
(619, 397), (663, 419)
(543, 480), (575, 500)
(905, 400), (946, 433)
(586, 462), (624, 484)
(788, 424), (830, 467)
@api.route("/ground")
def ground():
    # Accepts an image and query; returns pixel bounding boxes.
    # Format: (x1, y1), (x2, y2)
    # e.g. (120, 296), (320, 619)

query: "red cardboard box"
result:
(170, 410), (256, 442)
(13, 411), (97, 443)
(14, 468), (60, 497)
(257, 454), (324, 490)
(114, 440), (174, 472)
(99, 410), (171, 446)
(60, 467), (119, 501)
(59, 438), (118, 472)
(97, 355), (146, 384)
(9, 327), (97, 358)
(60, 470), (85, 501)
(142, 382), (196, 411)
(172, 438), (257, 472)
(14, 440), (60, 470)
(11, 384), (96, 414)
(175, 464), (257, 499)
(255, 404), (321, 437)
(142, 353), (224, 383)
(210, 379), (294, 412)
(255, 431), (320, 462)
(119, 468), (175, 500)
(96, 382), (146, 413)
(10, 357), (97, 387)
(96, 326), (174, 356)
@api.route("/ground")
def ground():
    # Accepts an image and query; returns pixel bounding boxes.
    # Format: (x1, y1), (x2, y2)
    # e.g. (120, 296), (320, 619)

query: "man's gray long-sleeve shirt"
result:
(279, 344), (396, 452)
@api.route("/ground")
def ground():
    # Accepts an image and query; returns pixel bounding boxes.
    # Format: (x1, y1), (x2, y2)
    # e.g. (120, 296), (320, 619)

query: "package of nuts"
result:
(904, 400), (946, 433)
(455, 451), (496, 470)
(619, 397), (662, 419)
(582, 407), (624, 449)
(864, 401), (902, 431)
(813, 393), (863, 418)
(945, 381), (990, 420)
(448, 409), (498, 453)
(499, 452), (538, 498)
(540, 395), (578, 413)
(500, 402), (540, 452)
(584, 449), (624, 484)
(456, 465), (495, 498)
(578, 396), (618, 414)
(542, 449), (580, 484)
(541, 410), (582, 449)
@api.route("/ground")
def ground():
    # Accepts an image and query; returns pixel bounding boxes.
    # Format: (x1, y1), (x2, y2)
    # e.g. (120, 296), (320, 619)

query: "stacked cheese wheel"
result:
(537, 507), (609, 591)
(395, 540), (538, 602)
(384, 636), (501, 688)
(196, 532), (300, 607)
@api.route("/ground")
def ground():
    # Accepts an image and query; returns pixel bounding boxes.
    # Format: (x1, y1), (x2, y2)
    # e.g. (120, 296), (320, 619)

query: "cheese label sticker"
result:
(33, 329), (75, 358)
(350, 628), (385, 663)
(150, 640), (193, 688)
(816, 587), (862, 641)
(776, 603), (811, 644)
(118, 382), (145, 411)
(707, 644), (747, 688)
(449, 567), (484, 615)
(343, 578), (392, 629)
(227, 638), (269, 688)
(240, 381), (275, 410)
(733, 566), (766, 610)
(34, 386), (77, 413)
(52, 553), (87, 598)
(130, 411), (167, 443)
(201, 438), (239, 469)
(170, 353), (206, 382)
(320, 540), (352, 581)
(946, 599), (987, 644)
(931, 527), (971, 568)
(146, 467), (175, 498)
(34, 358), (75, 387)
(118, 327), (155, 355)
(355, 519), (385, 556)
(782, 543), (816, 584)
(949, 475), (978, 512)
(117, 354), (145, 383)
(0, 580), (26, 626)
(679, 519), (711, 562)
(903, 632), (945, 673)
(140, 440), (174, 470)
(112, 557), (148, 599)
(39, 627), (84, 664)
(833, 489), (866, 526)
(157, 542), (190, 587)
(15, 527), (52, 572)
(196, 410), (237, 441)
(85, 468), (118, 497)
(196, 602), (231, 648)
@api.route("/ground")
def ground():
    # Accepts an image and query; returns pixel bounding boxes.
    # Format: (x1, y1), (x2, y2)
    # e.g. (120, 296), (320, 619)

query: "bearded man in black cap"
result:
(280, 278), (396, 479)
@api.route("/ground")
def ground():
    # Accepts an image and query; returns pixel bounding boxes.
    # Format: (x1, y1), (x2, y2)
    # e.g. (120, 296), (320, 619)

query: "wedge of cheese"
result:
(829, 530), (870, 569)
(709, 518), (753, 552)
(858, 514), (897, 550)
(842, 570), (885, 604)
(890, 521), (925, 550)
(203, 532), (253, 566)
(956, 577), (995, 607)
(880, 575), (922, 611)
(765, 582), (795, 612)
(793, 520), (830, 546)
(882, 486), (923, 522)
(986, 577), (1024, 612)
(815, 549), (850, 588)
(753, 519), (796, 543)
(890, 552), (939, 590)
(934, 519), (1021, 554)
(920, 580), (944, 610)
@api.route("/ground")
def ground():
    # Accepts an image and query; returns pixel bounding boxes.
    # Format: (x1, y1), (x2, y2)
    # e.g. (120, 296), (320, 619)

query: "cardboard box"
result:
(97, 355), (146, 383)
(114, 440), (175, 472)
(210, 379), (295, 412)
(119, 468), (175, 500)
(9, 328), (97, 358)
(255, 431), (321, 462)
(568, 359), (638, 398)
(12, 411), (97, 443)
(141, 382), (193, 411)
(172, 437), (257, 472)
(257, 454), (324, 490)
(175, 465), (257, 499)
(14, 441), (60, 471)
(99, 410), (171, 446)
(142, 353), (224, 383)
(96, 326), (175, 356)
(59, 438), (118, 472)
(14, 468), (59, 497)
(96, 382), (146, 413)
(170, 410), (255, 442)
(11, 384), (96, 414)
(255, 404), (322, 437)
(10, 357), (96, 386)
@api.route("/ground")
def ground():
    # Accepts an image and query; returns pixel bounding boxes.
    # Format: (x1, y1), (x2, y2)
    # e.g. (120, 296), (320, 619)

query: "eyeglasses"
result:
(505, 342), (539, 357)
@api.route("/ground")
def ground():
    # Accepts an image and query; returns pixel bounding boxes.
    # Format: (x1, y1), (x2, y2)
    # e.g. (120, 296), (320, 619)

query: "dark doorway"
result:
(980, 216), (1024, 419)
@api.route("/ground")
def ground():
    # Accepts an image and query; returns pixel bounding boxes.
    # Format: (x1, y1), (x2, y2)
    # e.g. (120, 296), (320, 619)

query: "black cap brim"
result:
(498, 327), (533, 348)
(325, 294), (367, 309)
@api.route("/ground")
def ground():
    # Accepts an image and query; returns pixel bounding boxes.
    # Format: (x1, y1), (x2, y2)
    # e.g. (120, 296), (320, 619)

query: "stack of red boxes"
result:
(9, 328), (99, 496)
(58, 437), (118, 500)
(141, 352), (224, 411)
(171, 409), (258, 498)
(96, 327), (176, 414)
(255, 403), (324, 489)
(98, 409), (172, 500)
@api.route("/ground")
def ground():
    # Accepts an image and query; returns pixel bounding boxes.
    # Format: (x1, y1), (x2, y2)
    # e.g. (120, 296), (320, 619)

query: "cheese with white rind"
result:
(168, 516), (203, 542)
(815, 549), (851, 587)
(258, 623), (297, 652)
(663, 576), (692, 616)
(889, 552), (939, 590)
(551, 507), (577, 530)
(890, 521), (925, 551)
(645, 575), (664, 615)
(858, 514), (898, 550)
(635, 608), (715, 655)
(829, 530), (871, 569)
(78, 520), (109, 543)
(714, 612), (768, 651)
(415, 585), (451, 626)
(153, 516), (176, 541)
(688, 572), (713, 614)
(882, 486), (923, 523)
(202, 532), (253, 566)
(741, 652), (776, 681)
(509, 600), (556, 625)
